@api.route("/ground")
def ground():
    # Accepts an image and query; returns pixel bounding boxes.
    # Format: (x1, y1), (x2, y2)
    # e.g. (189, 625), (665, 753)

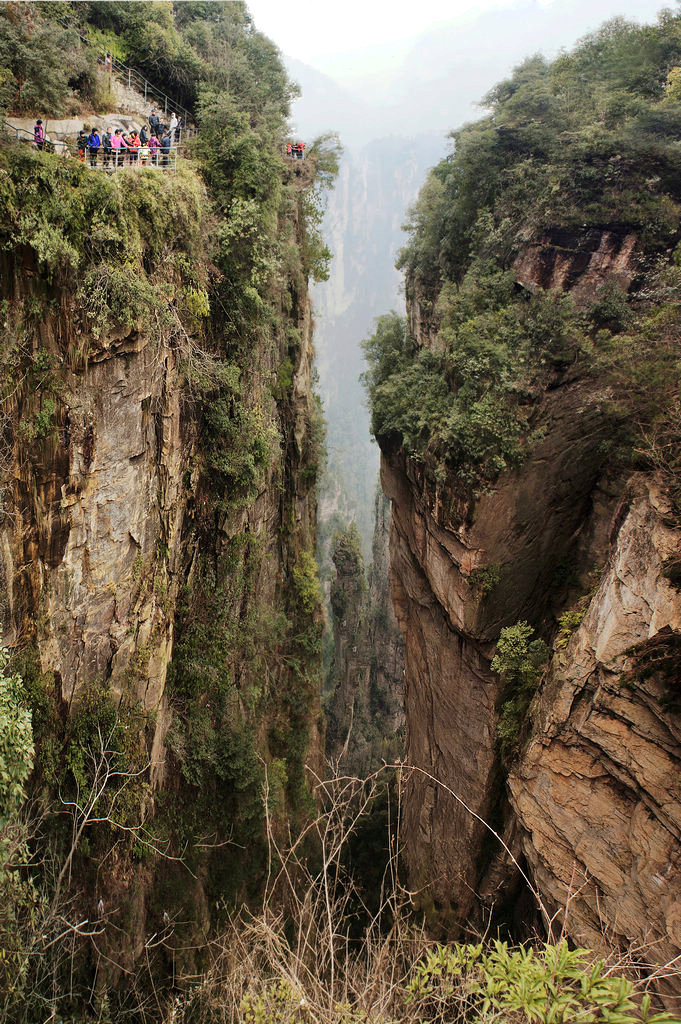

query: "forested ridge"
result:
(360, 11), (681, 1020)
(364, 12), (681, 497)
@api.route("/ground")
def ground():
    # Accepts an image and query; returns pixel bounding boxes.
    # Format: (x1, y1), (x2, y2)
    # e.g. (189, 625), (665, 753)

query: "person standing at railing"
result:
(140, 124), (148, 145)
(34, 119), (45, 151)
(77, 128), (88, 162)
(127, 130), (140, 164)
(149, 133), (160, 166)
(102, 129), (112, 168)
(160, 130), (171, 167)
(87, 128), (100, 167)
(169, 112), (178, 144)
(111, 129), (124, 167)
(149, 110), (161, 137)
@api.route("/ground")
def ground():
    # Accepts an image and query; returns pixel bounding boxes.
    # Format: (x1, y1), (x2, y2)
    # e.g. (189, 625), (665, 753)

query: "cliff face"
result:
(382, 234), (681, 971)
(509, 477), (681, 963)
(2, 274), (182, 761)
(0, 145), (324, 994)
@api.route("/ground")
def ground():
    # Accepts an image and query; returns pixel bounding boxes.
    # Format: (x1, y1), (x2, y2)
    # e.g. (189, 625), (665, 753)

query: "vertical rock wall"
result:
(381, 240), (681, 979)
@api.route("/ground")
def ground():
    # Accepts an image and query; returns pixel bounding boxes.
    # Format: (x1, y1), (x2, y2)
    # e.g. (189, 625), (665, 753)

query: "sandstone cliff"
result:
(364, 25), (681, 984)
(0, 138), (325, 996)
(380, 235), (681, 977)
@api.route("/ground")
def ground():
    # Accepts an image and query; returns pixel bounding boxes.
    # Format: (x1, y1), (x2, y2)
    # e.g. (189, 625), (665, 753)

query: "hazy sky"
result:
(247, 0), (672, 145)
(248, 0), (668, 79)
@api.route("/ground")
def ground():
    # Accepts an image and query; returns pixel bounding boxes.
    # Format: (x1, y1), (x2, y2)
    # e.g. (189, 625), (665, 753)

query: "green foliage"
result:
(361, 290), (569, 486)
(292, 550), (323, 617)
(555, 607), (587, 648)
(0, 642), (33, 833)
(363, 12), (681, 498)
(298, 134), (342, 283)
(0, 148), (205, 340)
(492, 621), (548, 763)
(469, 563), (502, 597)
(0, 2), (93, 115)
(399, 14), (681, 293)
(407, 939), (678, 1023)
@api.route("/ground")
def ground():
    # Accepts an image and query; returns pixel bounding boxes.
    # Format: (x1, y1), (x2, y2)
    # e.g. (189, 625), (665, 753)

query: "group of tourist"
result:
(76, 124), (172, 167)
(286, 141), (306, 160)
(33, 108), (181, 169)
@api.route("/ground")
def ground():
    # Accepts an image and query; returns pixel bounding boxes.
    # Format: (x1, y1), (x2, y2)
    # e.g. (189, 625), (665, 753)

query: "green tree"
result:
(492, 621), (548, 763)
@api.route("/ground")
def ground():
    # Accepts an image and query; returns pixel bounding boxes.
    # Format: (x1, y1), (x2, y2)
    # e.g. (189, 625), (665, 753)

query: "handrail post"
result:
(165, 97), (168, 115)
(145, 82), (147, 103)
(128, 69), (131, 89)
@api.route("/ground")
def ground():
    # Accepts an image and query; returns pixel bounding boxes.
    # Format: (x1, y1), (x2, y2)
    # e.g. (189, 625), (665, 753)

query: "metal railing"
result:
(84, 145), (180, 173)
(2, 121), (36, 144)
(2, 122), (182, 173)
(99, 53), (193, 130)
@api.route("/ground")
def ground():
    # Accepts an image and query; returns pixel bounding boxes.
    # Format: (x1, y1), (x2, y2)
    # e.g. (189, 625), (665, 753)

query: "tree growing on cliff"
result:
(492, 621), (548, 763)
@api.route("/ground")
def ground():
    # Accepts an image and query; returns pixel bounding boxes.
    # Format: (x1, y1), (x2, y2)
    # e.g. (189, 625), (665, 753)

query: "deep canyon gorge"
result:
(1, 2), (681, 1022)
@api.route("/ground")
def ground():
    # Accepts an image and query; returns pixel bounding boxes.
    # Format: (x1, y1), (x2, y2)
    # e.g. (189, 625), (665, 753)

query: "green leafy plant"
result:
(492, 621), (548, 763)
(407, 939), (678, 1023)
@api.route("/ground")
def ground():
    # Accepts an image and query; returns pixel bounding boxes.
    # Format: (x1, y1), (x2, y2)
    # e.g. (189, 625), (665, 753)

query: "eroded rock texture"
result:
(509, 479), (681, 963)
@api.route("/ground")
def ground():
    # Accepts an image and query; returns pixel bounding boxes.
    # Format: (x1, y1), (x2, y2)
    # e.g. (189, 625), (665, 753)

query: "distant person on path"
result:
(286, 142), (292, 157)
(77, 128), (88, 161)
(102, 128), (112, 167)
(160, 130), (171, 166)
(169, 112), (178, 143)
(87, 128), (100, 167)
(104, 52), (113, 72)
(139, 124), (148, 145)
(149, 110), (161, 137)
(139, 140), (150, 165)
(34, 119), (44, 150)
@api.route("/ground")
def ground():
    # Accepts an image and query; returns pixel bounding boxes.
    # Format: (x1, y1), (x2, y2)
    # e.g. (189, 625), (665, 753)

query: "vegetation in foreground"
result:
(2, 672), (680, 1023)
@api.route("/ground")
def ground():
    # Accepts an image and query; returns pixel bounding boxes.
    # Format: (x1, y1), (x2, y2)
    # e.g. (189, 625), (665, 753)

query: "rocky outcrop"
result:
(12, 325), (184, 779)
(509, 478), (681, 965)
(0, 157), (323, 971)
(382, 375), (617, 924)
(513, 226), (638, 304)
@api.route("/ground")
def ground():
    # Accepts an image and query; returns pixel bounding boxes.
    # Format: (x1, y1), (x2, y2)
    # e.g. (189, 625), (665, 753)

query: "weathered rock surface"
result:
(509, 479), (681, 964)
(381, 376), (617, 923)
(514, 226), (639, 304)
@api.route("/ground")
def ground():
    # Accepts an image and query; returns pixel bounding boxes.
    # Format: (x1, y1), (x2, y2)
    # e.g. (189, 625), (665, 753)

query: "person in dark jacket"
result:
(77, 128), (88, 161)
(149, 110), (161, 137)
(101, 129), (112, 167)
(87, 128), (100, 167)
(160, 130), (171, 166)
(139, 125), (149, 145)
